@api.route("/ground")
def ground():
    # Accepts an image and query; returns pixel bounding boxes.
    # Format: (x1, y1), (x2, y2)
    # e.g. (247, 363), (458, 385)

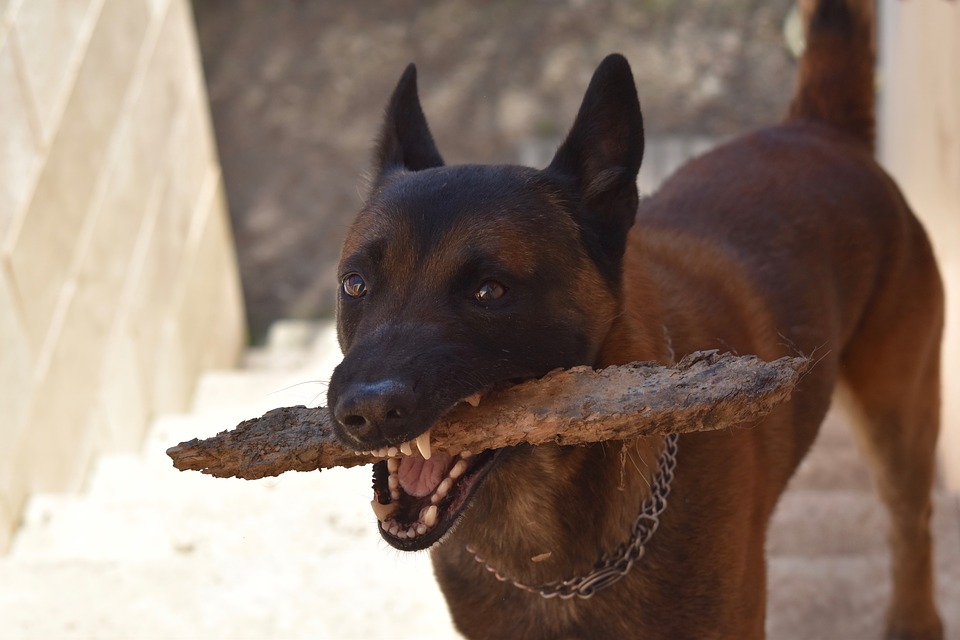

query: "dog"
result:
(326, 0), (944, 637)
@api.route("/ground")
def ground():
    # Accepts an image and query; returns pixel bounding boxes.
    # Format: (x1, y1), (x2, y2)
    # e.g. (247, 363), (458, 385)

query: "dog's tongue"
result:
(398, 452), (454, 497)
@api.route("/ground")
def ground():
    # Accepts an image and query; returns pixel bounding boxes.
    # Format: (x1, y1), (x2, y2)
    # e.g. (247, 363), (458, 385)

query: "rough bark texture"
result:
(167, 350), (810, 480)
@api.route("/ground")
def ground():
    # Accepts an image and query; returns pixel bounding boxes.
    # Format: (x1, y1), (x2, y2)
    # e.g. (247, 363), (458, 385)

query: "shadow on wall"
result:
(192, 0), (797, 342)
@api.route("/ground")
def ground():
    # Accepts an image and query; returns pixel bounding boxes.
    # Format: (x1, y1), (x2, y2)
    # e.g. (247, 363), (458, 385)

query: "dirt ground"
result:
(193, 0), (797, 341)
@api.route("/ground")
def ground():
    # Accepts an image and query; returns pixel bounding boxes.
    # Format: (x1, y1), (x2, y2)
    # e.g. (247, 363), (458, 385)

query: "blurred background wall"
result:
(192, 0), (798, 342)
(0, 0), (245, 549)
(878, 0), (960, 489)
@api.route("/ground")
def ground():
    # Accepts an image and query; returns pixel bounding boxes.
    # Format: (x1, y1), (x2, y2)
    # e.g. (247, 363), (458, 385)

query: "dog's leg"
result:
(839, 268), (944, 640)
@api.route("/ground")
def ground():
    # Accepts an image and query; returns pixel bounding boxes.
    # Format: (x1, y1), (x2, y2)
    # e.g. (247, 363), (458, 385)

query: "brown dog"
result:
(327, 0), (944, 637)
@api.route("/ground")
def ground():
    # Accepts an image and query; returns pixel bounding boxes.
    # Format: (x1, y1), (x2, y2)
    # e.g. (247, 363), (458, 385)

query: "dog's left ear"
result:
(371, 64), (445, 189)
(548, 54), (644, 283)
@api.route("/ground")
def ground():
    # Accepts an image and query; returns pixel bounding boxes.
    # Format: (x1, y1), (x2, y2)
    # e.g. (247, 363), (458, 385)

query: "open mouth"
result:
(368, 446), (501, 551)
(359, 394), (503, 551)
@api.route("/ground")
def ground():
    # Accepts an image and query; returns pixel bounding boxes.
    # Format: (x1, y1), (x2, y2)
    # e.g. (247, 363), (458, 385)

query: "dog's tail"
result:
(787, 0), (875, 150)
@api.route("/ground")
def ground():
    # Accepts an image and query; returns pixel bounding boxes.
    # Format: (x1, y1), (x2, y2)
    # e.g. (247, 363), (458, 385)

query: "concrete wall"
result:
(878, 0), (960, 489)
(0, 0), (246, 550)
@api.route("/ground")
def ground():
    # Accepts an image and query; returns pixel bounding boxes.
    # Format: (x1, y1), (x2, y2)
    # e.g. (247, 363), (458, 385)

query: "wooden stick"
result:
(166, 350), (810, 480)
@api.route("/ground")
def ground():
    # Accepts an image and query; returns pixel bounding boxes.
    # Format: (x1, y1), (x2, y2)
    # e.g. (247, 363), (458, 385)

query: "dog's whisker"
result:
(268, 379), (330, 396)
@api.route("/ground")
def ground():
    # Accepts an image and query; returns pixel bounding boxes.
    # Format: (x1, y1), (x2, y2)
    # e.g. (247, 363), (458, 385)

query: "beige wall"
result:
(879, 0), (960, 489)
(0, 0), (246, 550)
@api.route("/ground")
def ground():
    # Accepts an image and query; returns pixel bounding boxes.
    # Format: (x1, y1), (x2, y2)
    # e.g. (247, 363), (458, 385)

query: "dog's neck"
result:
(432, 283), (670, 611)
(434, 270), (674, 613)
(435, 434), (665, 605)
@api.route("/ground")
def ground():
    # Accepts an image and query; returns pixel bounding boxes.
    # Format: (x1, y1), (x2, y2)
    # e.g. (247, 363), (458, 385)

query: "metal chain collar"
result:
(467, 433), (679, 600)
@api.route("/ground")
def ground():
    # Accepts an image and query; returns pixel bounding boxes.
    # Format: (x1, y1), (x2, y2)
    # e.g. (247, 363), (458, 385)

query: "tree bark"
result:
(166, 350), (810, 480)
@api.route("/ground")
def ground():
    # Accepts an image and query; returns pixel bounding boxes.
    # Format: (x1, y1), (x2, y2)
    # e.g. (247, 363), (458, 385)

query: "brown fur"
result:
(329, 1), (944, 637)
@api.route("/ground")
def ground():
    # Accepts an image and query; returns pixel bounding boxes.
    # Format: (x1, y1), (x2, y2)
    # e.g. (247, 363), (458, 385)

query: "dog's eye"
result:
(475, 281), (506, 302)
(342, 273), (367, 298)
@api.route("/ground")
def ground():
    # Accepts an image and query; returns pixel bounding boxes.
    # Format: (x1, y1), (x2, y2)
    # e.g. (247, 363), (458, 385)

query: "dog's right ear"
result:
(371, 64), (444, 188)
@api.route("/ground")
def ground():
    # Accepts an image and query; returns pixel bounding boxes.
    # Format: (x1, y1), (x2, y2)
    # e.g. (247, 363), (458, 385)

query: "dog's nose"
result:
(333, 379), (416, 444)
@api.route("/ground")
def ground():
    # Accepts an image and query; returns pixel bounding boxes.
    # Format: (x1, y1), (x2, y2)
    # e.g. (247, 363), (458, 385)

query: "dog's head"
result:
(327, 55), (644, 551)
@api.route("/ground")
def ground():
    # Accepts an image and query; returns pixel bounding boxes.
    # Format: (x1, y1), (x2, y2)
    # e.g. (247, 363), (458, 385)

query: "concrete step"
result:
(3, 449), (460, 638)
(243, 319), (341, 372)
(767, 553), (960, 640)
(189, 368), (330, 414)
(768, 489), (960, 558)
(195, 319), (340, 414)
(0, 552), (457, 640)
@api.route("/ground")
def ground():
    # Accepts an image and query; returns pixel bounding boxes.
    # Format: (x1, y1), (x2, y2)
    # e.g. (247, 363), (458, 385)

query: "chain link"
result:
(468, 433), (679, 599)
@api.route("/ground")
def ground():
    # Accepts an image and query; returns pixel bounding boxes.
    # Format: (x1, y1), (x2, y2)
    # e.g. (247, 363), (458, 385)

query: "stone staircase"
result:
(1, 322), (958, 639)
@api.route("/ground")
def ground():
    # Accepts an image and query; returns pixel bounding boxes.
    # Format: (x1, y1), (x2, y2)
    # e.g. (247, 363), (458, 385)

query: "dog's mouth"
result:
(358, 392), (504, 551)
(367, 446), (502, 551)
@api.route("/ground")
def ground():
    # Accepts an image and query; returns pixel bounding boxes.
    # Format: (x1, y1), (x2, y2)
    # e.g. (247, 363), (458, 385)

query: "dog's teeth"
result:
(387, 446), (399, 458)
(400, 441), (413, 456)
(388, 475), (399, 491)
(449, 460), (468, 479)
(460, 450), (473, 459)
(464, 392), (482, 407)
(370, 500), (397, 522)
(423, 505), (438, 527)
(389, 524), (399, 536)
(387, 457), (399, 474)
(436, 477), (453, 499)
(390, 490), (400, 500)
(416, 430), (432, 460)
(416, 524), (427, 535)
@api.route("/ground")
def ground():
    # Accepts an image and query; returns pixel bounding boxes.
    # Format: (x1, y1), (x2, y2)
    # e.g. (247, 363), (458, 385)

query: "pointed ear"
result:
(547, 54), (644, 282)
(372, 64), (444, 186)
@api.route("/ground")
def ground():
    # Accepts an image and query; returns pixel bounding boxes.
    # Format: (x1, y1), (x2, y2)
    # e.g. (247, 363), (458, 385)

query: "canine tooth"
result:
(449, 460), (468, 479)
(416, 430), (432, 460)
(400, 441), (413, 456)
(460, 450), (473, 459)
(423, 505), (438, 527)
(436, 477), (453, 498)
(387, 446), (399, 458)
(387, 457), (399, 474)
(464, 392), (482, 407)
(416, 524), (427, 535)
(370, 500), (397, 522)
